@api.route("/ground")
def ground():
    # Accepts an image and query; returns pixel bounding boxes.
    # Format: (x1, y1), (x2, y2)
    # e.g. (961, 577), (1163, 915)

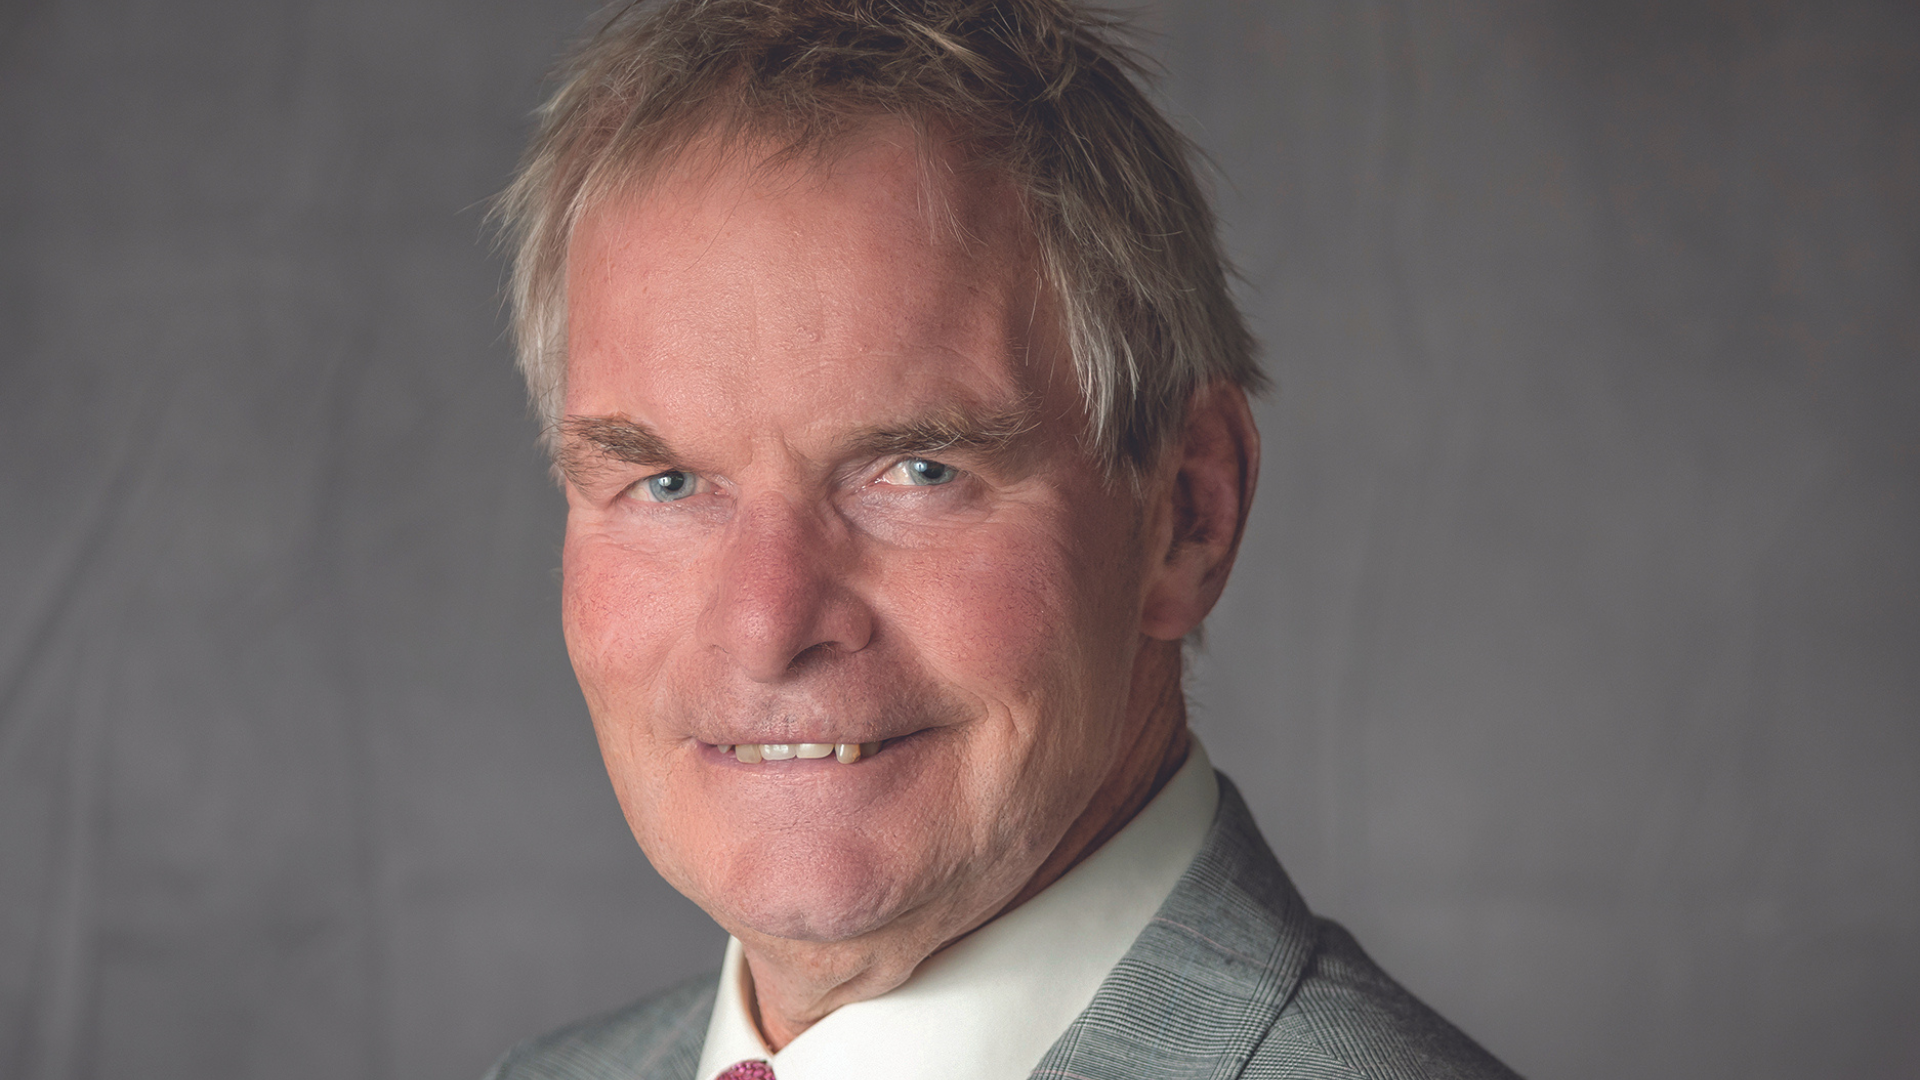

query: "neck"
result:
(738, 637), (1191, 1050)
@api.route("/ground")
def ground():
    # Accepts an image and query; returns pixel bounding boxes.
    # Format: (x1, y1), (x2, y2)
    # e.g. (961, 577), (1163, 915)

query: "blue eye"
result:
(643, 471), (696, 502)
(902, 458), (955, 486)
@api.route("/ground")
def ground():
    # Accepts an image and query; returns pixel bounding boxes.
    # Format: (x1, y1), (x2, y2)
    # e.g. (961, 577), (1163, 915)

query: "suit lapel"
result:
(1028, 776), (1321, 1080)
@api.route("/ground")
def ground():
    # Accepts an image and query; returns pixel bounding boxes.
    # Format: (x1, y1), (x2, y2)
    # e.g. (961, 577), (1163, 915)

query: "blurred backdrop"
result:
(2, 1), (1915, 1077)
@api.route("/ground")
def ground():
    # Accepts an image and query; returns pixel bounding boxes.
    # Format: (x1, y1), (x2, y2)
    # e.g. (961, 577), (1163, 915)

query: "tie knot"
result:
(716, 1061), (775, 1080)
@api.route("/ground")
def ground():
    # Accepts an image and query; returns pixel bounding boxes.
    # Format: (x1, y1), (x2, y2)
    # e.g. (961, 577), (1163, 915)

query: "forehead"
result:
(562, 128), (1065, 441)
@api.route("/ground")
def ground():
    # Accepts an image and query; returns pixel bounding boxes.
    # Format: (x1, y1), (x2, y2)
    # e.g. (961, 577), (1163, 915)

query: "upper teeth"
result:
(718, 742), (881, 764)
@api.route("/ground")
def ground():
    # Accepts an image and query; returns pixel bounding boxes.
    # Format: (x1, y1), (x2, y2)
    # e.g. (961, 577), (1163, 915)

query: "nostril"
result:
(787, 640), (845, 672)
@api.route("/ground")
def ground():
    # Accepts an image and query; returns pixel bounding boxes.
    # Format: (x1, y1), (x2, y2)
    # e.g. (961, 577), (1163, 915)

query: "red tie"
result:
(717, 1062), (775, 1080)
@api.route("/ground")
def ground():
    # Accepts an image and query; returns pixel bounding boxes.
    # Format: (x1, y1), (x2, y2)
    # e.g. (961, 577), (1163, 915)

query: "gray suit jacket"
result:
(486, 775), (1520, 1079)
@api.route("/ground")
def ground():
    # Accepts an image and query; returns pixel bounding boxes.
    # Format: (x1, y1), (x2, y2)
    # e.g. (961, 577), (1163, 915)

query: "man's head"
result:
(496, 0), (1263, 1028)
(498, 0), (1262, 474)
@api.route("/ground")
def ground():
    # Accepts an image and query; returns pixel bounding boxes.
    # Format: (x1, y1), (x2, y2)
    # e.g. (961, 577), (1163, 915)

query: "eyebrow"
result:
(556, 402), (1043, 488)
(556, 416), (677, 488)
(844, 406), (1040, 469)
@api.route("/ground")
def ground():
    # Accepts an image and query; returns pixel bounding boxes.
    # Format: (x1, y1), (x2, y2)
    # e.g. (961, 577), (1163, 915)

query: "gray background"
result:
(2, 0), (1915, 1077)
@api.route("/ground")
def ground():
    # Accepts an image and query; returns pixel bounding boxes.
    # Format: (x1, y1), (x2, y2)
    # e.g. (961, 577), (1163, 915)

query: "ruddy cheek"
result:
(565, 540), (692, 659)
(937, 550), (1073, 667)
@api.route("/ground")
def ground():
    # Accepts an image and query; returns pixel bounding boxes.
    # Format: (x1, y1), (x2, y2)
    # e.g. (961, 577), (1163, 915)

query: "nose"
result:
(699, 494), (873, 681)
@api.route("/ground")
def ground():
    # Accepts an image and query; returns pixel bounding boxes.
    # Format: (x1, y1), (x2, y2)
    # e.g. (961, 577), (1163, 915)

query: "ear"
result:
(1138, 382), (1261, 641)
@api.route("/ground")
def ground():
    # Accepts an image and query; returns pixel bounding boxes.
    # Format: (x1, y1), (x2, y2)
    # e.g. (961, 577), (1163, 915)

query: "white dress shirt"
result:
(693, 739), (1220, 1080)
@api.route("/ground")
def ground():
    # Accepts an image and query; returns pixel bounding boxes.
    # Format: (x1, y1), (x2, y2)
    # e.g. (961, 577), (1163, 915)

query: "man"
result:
(486, 1), (1517, 1078)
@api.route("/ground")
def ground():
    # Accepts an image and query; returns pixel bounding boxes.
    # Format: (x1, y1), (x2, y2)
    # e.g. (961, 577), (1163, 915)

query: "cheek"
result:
(560, 528), (700, 719)
(561, 529), (712, 867)
(934, 551), (1072, 677)
(881, 509), (1144, 723)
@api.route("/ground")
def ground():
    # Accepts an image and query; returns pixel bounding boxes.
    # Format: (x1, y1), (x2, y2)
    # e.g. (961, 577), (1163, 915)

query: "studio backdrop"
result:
(2, 1), (1915, 1078)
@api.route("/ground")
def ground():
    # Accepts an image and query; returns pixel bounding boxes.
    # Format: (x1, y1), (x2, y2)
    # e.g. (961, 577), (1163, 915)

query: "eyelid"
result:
(876, 455), (962, 487)
(624, 468), (707, 503)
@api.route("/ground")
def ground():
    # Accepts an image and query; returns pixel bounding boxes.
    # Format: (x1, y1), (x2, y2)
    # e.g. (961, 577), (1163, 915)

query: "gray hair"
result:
(495, 0), (1264, 473)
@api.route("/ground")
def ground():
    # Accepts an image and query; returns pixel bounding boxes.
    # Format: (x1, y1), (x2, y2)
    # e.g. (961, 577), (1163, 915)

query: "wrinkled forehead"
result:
(572, 113), (1039, 277)
(563, 119), (1051, 345)
(559, 116), (1086, 460)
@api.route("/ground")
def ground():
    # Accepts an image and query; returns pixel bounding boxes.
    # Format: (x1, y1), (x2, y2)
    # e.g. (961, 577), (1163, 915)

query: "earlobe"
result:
(1138, 383), (1261, 641)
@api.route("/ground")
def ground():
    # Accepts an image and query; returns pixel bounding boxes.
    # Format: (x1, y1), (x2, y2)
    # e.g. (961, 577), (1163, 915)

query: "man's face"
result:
(559, 131), (1164, 948)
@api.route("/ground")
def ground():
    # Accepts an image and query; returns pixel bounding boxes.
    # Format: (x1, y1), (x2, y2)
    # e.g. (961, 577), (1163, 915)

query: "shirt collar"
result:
(694, 738), (1219, 1080)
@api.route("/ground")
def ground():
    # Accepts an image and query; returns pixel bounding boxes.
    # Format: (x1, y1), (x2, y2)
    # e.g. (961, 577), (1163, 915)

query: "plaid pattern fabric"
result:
(482, 775), (1521, 1080)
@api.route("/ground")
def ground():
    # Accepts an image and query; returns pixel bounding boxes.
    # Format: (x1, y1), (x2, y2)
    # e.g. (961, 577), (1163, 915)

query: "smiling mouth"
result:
(714, 740), (887, 765)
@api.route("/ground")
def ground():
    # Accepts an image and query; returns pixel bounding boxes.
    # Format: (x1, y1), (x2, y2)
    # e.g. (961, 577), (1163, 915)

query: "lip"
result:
(697, 730), (927, 765)
(690, 728), (949, 827)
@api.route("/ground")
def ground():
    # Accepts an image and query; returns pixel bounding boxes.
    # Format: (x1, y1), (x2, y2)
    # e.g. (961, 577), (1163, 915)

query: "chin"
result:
(699, 834), (933, 945)
(731, 897), (895, 944)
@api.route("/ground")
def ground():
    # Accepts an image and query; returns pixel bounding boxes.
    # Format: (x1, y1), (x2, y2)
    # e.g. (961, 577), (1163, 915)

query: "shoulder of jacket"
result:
(1239, 920), (1524, 1080)
(483, 972), (719, 1080)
